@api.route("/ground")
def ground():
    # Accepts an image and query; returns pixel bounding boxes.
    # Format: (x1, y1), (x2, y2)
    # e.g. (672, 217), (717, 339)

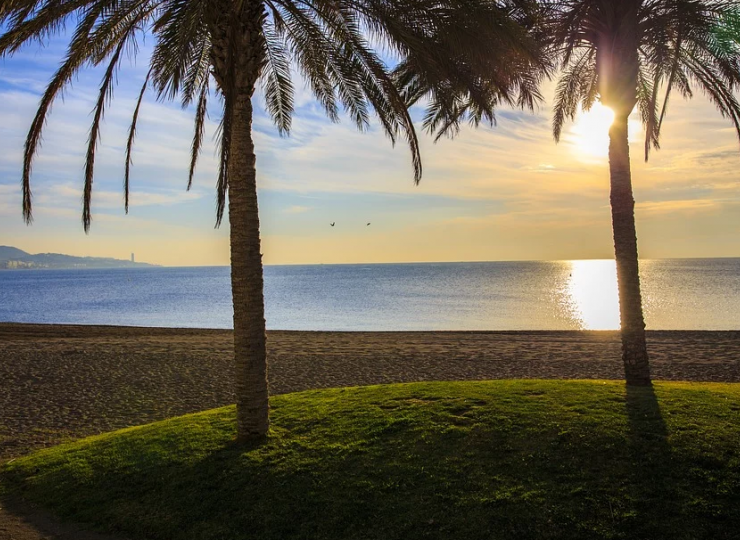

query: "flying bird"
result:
(366, 222), (371, 226)
(330, 222), (335, 227)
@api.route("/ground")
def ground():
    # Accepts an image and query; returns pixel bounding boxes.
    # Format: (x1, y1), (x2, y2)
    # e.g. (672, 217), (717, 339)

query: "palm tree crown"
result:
(0, 0), (433, 230)
(547, 0), (740, 157)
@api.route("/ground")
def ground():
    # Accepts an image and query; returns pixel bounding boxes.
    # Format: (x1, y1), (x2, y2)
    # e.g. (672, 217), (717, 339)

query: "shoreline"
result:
(1, 323), (739, 461)
(3, 321), (740, 335)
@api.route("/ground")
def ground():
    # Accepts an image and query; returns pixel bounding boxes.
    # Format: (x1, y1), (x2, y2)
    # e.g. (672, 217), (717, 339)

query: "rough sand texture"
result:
(2, 323), (739, 462)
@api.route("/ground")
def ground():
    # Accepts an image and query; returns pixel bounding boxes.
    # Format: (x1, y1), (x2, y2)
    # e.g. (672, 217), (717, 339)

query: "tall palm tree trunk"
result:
(608, 113), (651, 386)
(228, 91), (269, 439)
(208, 3), (270, 442)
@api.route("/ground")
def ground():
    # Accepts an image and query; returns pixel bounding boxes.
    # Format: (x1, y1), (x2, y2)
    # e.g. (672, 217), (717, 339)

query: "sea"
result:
(0, 259), (738, 331)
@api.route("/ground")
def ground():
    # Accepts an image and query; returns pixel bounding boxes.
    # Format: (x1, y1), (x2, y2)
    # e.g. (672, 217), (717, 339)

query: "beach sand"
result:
(0, 323), (739, 539)
(1, 323), (739, 462)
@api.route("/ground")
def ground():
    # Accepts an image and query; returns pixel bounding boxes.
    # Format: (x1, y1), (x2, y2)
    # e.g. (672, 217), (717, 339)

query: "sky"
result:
(1, 35), (739, 267)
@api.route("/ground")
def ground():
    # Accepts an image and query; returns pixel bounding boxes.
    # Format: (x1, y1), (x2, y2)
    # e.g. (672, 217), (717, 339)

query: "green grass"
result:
(2, 380), (740, 540)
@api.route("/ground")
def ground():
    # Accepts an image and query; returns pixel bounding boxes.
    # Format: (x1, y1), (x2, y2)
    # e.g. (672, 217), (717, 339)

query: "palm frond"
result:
(269, 0), (426, 180)
(181, 35), (211, 107)
(150, 0), (210, 102)
(261, 20), (294, 135)
(125, 71), (151, 214)
(552, 48), (595, 142)
(268, 1), (340, 122)
(188, 78), (209, 190)
(549, 0), (740, 159)
(83, 29), (134, 232)
(389, 0), (547, 142)
(213, 19), (239, 229)
(214, 100), (231, 229)
(683, 50), (740, 141)
(21, 4), (105, 224)
(0, 0), (91, 56)
(637, 65), (660, 161)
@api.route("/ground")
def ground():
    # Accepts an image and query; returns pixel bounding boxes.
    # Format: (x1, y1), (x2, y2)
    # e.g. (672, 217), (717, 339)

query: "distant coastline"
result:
(0, 246), (157, 270)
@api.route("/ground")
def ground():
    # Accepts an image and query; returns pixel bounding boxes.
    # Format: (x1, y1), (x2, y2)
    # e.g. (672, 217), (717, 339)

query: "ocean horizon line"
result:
(20, 255), (736, 269)
(2, 259), (738, 331)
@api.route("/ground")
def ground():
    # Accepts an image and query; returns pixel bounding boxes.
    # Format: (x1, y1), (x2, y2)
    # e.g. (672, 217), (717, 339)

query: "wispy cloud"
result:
(283, 205), (312, 214)
(636, 198), (734, 216)
(1, 40), (739, 264)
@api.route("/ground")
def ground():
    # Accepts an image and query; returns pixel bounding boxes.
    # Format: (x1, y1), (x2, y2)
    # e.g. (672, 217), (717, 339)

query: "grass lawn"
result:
(2, 380), (739, 540)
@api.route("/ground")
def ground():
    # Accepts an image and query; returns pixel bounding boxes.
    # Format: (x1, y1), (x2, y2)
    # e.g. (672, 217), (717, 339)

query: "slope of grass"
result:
(2, 380), (740, 540)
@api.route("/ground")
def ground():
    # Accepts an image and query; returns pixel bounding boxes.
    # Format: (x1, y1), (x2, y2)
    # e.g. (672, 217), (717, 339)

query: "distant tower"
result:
(131, 253), (135, 263)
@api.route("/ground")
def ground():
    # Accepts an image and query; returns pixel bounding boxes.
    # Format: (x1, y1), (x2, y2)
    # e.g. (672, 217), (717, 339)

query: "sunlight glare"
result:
(565, 260), (620, 330)
(570, 103), (615, 159)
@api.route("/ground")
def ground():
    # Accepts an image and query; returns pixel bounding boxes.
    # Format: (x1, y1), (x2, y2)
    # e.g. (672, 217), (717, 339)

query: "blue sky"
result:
(1, 31), (739, 266)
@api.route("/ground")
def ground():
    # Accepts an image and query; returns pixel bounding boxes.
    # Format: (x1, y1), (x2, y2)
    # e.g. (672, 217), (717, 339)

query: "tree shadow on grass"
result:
(3, 383), (739, 540)
(622, 383), (675, 538)
(0, 437), (267, 540)
(622, 383), (739, 540)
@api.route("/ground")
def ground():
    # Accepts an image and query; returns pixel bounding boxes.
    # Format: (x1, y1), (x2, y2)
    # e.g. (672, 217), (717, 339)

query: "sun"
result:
(570, 102), (615, 159)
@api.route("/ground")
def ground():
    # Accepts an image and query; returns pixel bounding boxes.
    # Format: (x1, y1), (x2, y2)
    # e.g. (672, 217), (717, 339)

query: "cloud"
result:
(2, 39), (740, 264)
(0, 184), (19, 216)
(636, 198), (729, 216)
(37, 184), (203, 209)
(283, 205), (312, 214)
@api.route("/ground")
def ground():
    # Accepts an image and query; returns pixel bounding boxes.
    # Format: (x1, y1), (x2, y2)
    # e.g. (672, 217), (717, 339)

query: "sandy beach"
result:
(1, 323), (739, 462)
(1, 323), (739, 540)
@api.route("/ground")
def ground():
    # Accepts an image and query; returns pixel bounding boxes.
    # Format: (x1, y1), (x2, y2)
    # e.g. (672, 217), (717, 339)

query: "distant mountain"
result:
(0, 246), (157, 270)
(0, 246), (30, 260)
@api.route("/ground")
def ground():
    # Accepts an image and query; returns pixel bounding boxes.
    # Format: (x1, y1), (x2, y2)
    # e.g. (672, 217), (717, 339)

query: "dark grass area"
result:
(2, 380), (740, 540)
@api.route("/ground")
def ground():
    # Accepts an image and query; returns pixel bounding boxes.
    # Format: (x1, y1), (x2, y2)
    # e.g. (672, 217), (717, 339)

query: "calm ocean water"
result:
(0, 259), (738, 331)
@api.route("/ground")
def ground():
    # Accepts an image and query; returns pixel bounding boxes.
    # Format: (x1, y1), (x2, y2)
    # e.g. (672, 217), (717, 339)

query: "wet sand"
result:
(2, 323), (739, 462)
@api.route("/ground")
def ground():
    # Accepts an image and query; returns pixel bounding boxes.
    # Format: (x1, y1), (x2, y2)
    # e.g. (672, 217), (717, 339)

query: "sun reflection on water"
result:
(565, 260), (620, 330)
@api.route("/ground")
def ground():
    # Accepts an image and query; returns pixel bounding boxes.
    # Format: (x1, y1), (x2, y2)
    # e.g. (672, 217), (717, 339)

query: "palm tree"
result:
(0, 0), (431, 441)
(400, 0), (740, 386)
(545, 0), (740, 385)
(1, 0), (550, 440)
